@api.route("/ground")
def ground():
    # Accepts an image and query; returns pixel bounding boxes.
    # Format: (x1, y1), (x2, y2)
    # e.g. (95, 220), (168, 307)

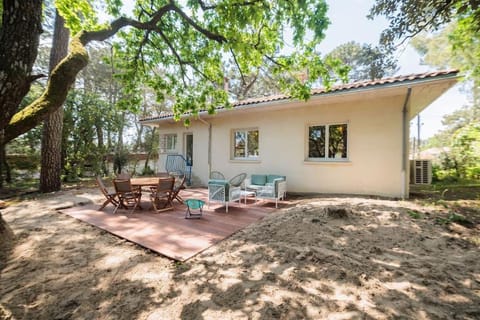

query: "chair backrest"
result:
(156, 177), (175, 194)
(96, 176), (109, 196)
(165, 154), (186, 175)
(229, 173), (247, 187)
(116, 172), (131, 180)
(210, 171), (225, 180)
(113, 179), (133, 193)
(173, 175), (187, 191)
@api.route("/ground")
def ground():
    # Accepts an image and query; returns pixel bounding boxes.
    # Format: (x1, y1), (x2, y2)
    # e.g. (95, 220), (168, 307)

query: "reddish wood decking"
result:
(61, 188), (276, 261)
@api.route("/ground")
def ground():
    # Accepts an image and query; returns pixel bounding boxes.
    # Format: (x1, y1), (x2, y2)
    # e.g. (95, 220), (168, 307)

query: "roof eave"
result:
(139, 71), (461, 124)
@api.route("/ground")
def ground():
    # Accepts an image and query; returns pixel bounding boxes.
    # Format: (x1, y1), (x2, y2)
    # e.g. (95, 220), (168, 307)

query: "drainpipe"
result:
(401, 87), (412, 200)
(198, 116), (212, 177)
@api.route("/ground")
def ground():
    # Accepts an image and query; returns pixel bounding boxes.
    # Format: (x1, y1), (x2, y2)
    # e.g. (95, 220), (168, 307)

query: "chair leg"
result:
(151, 197), (158, 211)
(129, 201), (139, 214)
(113, 201), (121, 214)
(99, 199), (111, 210)
(175, 195), (184, 204)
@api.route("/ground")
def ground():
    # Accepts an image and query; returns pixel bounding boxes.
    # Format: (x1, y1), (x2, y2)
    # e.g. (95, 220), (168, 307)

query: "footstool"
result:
(185, 199), (205, 219)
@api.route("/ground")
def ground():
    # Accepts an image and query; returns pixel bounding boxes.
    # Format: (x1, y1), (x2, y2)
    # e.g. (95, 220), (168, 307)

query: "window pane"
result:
(247, 130), (259, 157)
(234, 131), (246, 158)
(308, 126), (325, 158)
(328, 124), (348, 158)
(166, 135), (176, 150)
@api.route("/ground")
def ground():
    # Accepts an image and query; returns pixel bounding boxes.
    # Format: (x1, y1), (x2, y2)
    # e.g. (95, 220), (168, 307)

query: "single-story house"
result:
(140, 70), (459, 199)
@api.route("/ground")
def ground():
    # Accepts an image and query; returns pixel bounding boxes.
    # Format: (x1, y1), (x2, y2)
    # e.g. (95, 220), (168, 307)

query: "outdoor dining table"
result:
(130, 177), (168, 188)
(129, 176), (176, 211)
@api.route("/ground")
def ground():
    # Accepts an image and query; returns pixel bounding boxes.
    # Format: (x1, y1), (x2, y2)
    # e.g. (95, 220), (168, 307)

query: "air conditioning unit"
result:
(410, 160), (432, 184)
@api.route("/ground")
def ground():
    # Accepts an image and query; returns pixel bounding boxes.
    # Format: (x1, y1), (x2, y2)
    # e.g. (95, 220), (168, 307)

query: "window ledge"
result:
(229, 159), (261, 164)
(304, 160), (351, 165)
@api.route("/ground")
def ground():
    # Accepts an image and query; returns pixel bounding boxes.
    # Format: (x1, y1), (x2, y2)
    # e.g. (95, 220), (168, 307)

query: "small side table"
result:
(185, 199), (205, 219)
(240, 190), (256, 205)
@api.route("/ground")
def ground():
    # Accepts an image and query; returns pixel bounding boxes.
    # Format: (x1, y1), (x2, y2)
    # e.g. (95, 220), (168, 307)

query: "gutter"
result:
(401, 87), (412, 200)
(197, 116), (212, 176)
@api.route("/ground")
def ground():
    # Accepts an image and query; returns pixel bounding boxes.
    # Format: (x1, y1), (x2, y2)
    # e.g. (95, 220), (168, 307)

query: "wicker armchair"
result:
(207, 176), (244, 213)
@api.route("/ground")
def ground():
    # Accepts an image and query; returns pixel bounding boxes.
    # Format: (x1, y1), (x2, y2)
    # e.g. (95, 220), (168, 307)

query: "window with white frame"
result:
(308, 123), (348, 160)
(160, 134), (177, 153)
(233, 128), (259, 159)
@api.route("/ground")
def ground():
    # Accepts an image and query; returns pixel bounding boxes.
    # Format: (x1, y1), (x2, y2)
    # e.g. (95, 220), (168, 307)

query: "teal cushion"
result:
(267, 175), (286, 183)
(208, 179), (229, 186)
(208, 179), (230, 194)
(251, 174), (267, 186)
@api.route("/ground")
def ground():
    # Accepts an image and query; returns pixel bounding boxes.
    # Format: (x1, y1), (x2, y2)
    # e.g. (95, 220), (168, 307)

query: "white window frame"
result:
(306, 123), (349, 162)
(160, 133), (177, 154)
(232, 128), (259, 160)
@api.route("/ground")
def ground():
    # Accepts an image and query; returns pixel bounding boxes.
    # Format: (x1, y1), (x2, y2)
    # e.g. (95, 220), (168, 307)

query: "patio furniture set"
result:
(97, 171), (287, 216)
(96, 174), (194, 217)
(207, 172), (287, 212)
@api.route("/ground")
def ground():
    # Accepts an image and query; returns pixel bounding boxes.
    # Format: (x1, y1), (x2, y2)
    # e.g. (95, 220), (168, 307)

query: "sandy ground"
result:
(0, 188), (479, 320)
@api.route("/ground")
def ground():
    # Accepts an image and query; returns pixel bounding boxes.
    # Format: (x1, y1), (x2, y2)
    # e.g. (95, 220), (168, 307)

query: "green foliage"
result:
(451, 122), (480, 179)
(109, 0), (346, 120)
(407, 210), (423, 219)
(113, 149), (129, 175)
(370, 0), (480, 83)
(141, 166), (155, 176)
(436, 212), (472, 226)
(62, 90), (114, 180)
(326, 41), (398, 81)
(369, 0), (480, 47)
(55, 0), (103, 33)
(6, 154), (40, 172)
(429, 121), (479, 182)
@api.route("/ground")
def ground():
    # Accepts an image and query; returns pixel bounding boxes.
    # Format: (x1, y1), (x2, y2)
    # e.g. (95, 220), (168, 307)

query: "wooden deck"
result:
(61, 188), (276, 261)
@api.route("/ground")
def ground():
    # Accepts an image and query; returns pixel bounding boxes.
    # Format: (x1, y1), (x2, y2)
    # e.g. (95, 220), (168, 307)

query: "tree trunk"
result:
(0, 0), (43, 131)
(3, 6), (178, 144)
(143, 127), (157, 173)
(0, 211), (14, 271)
(0, 0), (43, 186)
(40, 11), (70, 193)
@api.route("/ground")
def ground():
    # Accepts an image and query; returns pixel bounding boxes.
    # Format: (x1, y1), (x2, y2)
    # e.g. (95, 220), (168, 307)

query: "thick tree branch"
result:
(265, 55), (287, 68)
(230, 48), (247, 86)
(3, 4), (179, 142)
(5, 35), (88, 143)
(156, 28), (188, 86)
(3, 0), (230, 142)
(170, 2), (227, 43)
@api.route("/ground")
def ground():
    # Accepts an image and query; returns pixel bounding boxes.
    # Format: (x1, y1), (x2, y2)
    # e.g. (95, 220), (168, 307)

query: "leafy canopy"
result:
(369, 0), (480, 47)
(369, 0), (480, 79)
(100, 0), (347, 121)
(326, 41), (398, 81)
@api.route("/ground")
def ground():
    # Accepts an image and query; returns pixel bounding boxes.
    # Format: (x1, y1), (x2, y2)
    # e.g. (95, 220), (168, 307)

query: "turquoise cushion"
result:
(208, 179), (229, 186)
(208, 179), (230, 198)
(267, 175), (286, 183)
(251, 174), (267, 186)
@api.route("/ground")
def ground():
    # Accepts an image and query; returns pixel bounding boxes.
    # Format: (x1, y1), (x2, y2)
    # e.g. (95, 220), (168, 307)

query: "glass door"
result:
(185, 133), (193, 166)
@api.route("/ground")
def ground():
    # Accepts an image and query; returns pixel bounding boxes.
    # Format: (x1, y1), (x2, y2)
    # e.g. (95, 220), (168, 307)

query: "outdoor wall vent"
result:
(410, 159), (432, 185)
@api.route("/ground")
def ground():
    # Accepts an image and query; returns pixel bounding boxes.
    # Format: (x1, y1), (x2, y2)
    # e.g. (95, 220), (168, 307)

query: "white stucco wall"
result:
(155, 91), (408, 198)
(143, 74), (458, 198)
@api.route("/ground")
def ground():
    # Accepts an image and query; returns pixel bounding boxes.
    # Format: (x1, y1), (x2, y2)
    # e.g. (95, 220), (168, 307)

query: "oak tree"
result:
(0, 0), (347, 184)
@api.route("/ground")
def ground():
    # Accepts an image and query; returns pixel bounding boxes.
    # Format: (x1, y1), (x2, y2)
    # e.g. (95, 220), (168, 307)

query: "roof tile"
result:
(140, 69), (459, 122)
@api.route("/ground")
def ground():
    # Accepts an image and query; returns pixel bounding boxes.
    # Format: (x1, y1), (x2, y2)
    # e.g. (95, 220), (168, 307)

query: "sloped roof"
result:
(140, 69), (459, 122)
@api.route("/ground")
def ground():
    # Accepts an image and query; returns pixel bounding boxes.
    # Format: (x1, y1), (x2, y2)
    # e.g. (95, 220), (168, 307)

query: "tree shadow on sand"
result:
(0, 197), (159, 320)
(171, 198), (480, 319)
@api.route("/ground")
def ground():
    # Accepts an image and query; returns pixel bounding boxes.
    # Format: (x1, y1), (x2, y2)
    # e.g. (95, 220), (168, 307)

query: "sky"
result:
(318, 0), (469, 140)
(115, 0), (468, 140)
